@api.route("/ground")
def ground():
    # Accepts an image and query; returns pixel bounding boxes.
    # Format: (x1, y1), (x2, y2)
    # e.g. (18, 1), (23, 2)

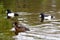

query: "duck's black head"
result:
(7, 9), (11, 13)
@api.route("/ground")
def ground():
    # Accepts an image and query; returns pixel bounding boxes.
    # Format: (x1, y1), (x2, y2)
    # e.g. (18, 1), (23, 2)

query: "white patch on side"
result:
(8, 13), (14, 18)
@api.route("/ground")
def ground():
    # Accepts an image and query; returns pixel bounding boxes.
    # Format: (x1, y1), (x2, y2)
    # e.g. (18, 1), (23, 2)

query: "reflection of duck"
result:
(13, 32), (35, 40)
(13, 36), (34, 40)
(12, 22), (30, 35)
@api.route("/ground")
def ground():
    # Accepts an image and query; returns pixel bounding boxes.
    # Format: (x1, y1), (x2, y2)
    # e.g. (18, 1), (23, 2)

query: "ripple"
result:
(12, 21), (60, 40)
